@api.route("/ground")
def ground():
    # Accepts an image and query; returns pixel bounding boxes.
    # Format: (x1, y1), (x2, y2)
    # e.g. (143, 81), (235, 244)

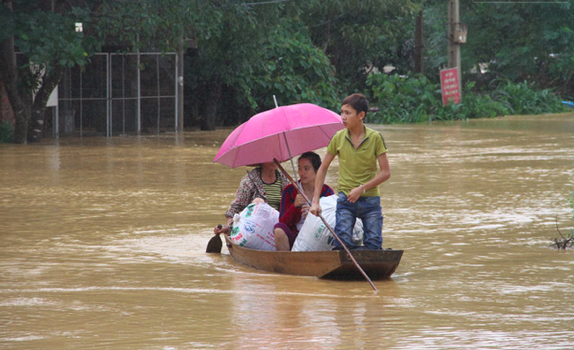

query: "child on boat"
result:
(310, 93), (391, 250)
(273, 152), (334, 251)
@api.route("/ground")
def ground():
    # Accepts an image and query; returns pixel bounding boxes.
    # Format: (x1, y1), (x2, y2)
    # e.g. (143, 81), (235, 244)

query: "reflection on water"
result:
(1, 115), (573, 349)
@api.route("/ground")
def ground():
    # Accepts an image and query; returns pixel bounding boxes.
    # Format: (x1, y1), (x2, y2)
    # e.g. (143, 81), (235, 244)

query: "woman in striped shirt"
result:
(214, 162), (289, 235)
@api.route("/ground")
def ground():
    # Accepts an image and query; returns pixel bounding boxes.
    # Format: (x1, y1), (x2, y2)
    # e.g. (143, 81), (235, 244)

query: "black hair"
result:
(341, 93), (369, 117)
(298, 151), (321, 172)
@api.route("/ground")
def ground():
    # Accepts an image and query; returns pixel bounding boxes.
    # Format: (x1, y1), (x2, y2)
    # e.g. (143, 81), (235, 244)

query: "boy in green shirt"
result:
(310, 93), (391, 250)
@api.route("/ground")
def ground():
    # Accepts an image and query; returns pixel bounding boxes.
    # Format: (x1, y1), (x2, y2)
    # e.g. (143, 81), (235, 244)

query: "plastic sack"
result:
(292, 195), (363, 251)
(229, 202), (279, 251)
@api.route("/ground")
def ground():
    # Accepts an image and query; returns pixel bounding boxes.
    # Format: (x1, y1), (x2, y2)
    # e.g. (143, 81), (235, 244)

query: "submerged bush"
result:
(366, 74), (441, 123)
(0, 121), (13, 143)
(550, 191), (574, 250)
(365, 74), (566, 124)
(490, 80), (565, 115)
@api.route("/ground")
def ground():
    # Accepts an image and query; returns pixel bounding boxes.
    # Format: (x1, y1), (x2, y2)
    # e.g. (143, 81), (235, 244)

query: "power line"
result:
(242, 0), (291, 6)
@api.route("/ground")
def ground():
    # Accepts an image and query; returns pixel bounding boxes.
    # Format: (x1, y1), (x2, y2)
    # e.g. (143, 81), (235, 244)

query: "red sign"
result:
(440, 68), (460, 106)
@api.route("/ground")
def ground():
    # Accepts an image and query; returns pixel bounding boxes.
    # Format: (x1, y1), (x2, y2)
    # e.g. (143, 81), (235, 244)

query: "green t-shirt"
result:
(327, 126), (388, 196)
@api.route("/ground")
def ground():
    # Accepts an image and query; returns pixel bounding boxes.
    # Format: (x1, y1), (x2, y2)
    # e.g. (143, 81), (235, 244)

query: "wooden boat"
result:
(224, 235), (403, 280)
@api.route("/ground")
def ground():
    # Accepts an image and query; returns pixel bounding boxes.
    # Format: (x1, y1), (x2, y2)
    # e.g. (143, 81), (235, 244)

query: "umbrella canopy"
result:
(213, 103), (343, 168)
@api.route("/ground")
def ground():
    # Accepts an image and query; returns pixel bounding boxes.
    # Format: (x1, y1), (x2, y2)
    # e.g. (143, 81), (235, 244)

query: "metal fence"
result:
(55, 52), (177, 137)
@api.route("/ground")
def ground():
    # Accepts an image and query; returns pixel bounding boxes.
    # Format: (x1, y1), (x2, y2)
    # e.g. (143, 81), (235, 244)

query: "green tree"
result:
(252, 18), (339, 111)
(418, 1), (447, 82)
(0, 0), (96, 143)
(0, 0), (207, 143)
(465, 1), (574, 95)
(421, 1), (574, 96)
(185, 2), (275, 130)
(299, 0), (420, 92)
(185, 1), (342, 130)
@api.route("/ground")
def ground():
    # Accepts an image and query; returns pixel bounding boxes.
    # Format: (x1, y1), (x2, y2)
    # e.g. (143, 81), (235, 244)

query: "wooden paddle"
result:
(273, 158), (379, 292)
(206, 225), (223, 253)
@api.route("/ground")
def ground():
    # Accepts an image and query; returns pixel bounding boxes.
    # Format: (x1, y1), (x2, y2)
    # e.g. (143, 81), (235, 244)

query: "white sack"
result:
(292, 195), (363, 252)
(229, 202), (279, 251)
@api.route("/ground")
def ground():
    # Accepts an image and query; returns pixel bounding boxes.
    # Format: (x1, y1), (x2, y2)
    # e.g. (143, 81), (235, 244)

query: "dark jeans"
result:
(334, 192), (383, 250)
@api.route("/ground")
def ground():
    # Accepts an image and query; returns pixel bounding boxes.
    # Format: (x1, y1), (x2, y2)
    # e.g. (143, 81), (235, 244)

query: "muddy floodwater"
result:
(1, 114), (573, 349)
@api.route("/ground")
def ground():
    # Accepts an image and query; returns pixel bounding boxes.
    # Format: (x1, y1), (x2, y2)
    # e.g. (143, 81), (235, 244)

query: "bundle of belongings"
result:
(229, 202), (278, 251)
(292, 195), (363, 251)
(229, 195), (364, 252)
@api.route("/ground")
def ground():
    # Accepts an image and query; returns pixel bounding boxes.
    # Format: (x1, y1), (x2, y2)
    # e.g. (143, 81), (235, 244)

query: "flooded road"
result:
(1, 114), (573, 349)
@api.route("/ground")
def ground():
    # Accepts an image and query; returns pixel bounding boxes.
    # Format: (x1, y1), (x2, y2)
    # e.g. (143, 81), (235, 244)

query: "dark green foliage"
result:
(185, 5), (340, 128)
(423, 1), (574, 97)
(300, 0), (420, 93)
(1, 1), (97, 73)
(3, 0), (573, 139)
(183, 2), (279, 128)
(366, 73), (441, 123)
(490, 80), (566, 115)
(252, 18), (339, 111)
(366, 74), (566, 124)
(0, 121), (14, 143)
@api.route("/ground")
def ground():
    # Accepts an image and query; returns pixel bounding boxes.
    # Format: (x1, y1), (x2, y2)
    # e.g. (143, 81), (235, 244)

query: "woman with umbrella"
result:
(212, 103), (344, 237)
(213, 162), (289, 235)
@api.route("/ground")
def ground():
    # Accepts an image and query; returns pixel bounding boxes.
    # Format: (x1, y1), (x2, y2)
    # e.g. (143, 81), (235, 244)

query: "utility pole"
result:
(447, 0), (461, 89)
(177, 34), (184, 134)
(414, 10), (424, 74)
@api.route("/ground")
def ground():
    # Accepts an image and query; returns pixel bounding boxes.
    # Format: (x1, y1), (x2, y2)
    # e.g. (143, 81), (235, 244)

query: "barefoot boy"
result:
(310, 93), (390, 250)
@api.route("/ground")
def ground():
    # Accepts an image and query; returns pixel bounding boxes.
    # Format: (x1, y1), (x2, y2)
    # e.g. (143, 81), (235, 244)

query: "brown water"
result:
(1, 114), (573, 350)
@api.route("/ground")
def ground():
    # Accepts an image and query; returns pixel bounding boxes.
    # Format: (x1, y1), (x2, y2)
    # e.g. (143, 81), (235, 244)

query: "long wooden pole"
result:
(273, 158), (378, 292)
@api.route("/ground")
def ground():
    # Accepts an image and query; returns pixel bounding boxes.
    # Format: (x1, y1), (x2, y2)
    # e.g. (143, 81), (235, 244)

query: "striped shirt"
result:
(263, 177), (283, 211)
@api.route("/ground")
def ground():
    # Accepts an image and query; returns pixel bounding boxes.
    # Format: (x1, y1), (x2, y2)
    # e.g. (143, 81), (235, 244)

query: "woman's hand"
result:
(294, 194), (307, 208)
(213, 224), (230, 235)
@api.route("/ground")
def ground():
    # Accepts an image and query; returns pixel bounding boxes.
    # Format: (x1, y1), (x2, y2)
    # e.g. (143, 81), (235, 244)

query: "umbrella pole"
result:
(282, 133), (299, 182)
(273, 158), (379, 292)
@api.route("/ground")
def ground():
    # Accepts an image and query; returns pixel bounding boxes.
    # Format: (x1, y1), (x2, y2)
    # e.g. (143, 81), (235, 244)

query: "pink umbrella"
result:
(213, 103), (344, 172)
